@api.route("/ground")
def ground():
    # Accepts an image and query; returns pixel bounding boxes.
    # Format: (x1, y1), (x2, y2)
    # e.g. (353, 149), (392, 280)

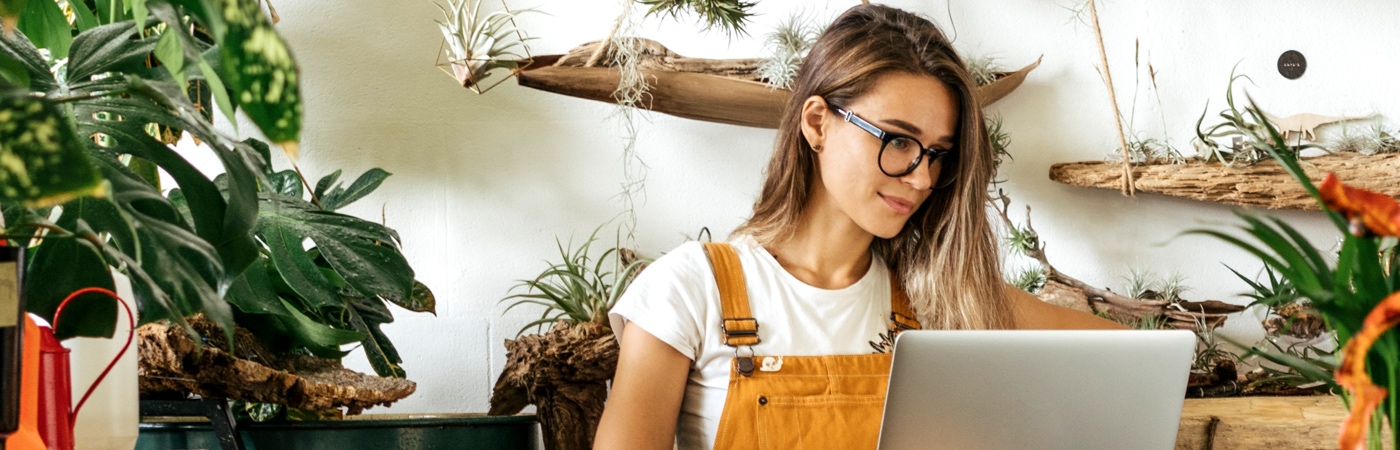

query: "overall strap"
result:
(701, 242), (760, 347)
(889, 273), (922, 332)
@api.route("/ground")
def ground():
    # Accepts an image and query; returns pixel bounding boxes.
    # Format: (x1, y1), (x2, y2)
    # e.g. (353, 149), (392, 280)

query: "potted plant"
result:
(489, 226), (649, 450)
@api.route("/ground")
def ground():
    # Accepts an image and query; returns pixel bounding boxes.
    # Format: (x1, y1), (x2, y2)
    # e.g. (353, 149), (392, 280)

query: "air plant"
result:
(757, 11), (821, 89)
(966, 54), (1003, 87)
(987, 114), (1012, 186)
(1007, 264), (1047, 294)
(501, 226), (651, 335)
(434, 0), (534, 94)
(1332, 123), (1400, 156)
(639, 0), (755, 38)
(1194, 67), (1320, 166)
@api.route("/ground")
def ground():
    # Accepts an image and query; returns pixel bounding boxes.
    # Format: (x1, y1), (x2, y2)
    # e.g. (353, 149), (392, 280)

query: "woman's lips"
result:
(881, 194), (915, 215)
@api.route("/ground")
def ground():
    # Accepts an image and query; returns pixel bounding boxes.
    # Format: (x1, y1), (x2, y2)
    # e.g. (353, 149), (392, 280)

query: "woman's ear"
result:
(800, 95), (829, 151)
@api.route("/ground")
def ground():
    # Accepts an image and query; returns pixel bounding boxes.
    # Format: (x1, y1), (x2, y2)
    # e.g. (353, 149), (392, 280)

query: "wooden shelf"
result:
(1175, 396), (1388, 449)
(1049, 154), (1400, 210)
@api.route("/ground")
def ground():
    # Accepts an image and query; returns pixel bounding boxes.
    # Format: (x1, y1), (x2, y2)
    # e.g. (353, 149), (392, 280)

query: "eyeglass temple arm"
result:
(831, 106), (887, 140)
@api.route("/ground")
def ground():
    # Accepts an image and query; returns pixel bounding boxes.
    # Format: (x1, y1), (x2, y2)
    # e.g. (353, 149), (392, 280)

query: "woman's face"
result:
(802, 71), (960, 239)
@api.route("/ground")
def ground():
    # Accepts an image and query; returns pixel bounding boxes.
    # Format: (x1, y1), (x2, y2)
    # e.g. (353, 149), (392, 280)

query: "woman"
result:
(595, 4), (1122, 449)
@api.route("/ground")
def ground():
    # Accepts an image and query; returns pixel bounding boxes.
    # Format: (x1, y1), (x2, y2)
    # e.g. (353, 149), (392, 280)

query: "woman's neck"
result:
(765, 191), (875, 290)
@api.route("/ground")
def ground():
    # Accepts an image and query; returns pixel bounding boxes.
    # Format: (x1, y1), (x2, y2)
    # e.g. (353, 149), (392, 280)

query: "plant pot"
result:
(136, 414), (540, 450)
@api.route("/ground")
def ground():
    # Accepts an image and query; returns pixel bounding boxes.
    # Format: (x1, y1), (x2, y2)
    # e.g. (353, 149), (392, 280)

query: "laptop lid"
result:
(877, 330), (1195, 450)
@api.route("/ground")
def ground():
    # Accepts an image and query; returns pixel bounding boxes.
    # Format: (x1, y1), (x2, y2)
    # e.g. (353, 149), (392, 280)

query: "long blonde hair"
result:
(734, 4), (1014, 330)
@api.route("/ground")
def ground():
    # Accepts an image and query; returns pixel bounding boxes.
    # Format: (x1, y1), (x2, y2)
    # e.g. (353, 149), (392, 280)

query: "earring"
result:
(812, 144), (823, 152)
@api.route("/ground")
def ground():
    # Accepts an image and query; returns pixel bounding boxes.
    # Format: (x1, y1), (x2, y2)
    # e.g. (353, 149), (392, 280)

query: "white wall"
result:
(181, 0), (1398, 413)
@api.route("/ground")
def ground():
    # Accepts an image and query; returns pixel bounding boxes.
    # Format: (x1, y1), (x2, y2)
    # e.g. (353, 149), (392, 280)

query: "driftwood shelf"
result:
(1175, 396), (1389, 449)
(515, 40), (1041, 129)
(1049, 154), (1400, 210)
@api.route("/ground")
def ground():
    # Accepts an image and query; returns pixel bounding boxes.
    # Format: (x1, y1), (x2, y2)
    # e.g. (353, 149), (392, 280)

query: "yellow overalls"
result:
(701, 242), (922, 450)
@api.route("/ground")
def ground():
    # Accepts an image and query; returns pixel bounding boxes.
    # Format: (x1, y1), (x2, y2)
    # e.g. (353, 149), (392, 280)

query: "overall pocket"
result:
(754, 393), (886, 450)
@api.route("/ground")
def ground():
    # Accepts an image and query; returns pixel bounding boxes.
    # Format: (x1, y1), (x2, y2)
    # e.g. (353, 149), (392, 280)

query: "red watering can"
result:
(36, 287), (135, 450)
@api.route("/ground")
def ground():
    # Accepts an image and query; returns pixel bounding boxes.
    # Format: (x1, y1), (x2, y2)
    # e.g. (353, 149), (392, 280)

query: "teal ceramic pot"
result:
(137, 414), (540, 450)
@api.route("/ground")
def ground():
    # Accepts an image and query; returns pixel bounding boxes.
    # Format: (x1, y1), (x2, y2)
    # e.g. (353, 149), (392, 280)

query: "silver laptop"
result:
(878, 330), (1195, 450)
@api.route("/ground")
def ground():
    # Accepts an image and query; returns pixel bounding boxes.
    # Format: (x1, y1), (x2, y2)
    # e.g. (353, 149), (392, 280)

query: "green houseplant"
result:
(0, 0), (301, 345)
(1191, 102), (1400, 450)
(489, 226), (649, 450)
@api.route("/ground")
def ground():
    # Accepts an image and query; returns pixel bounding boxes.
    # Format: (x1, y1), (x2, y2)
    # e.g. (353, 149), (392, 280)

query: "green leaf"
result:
(69, 0), (98, 32)
(16, 0), (71, 59)
(259, 205), (414, 305)
(265, 169), (301, 198)
(343, 301), (404, 378)
(24, 217), (118, 339)
(0, 47), (30, 87)
(0, 93), (106, 207)
(218, 0), (300, 147)
(95, 0), (125, 24)
(0, 24), (52, 90)
(153, 28), (186, 88)
(262, 216), (341, 310)
(312, 169), (340, 203)
(321, 168), (389, 211)
(127, 0), (145, 36)
(67, 20), (159, 83)
(391, 280), (435, 314)
(195, 58), (234, 126)
(279, 297), (365, 349)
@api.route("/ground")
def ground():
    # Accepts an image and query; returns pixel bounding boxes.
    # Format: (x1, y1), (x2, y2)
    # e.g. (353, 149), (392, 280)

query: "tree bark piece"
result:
(1049, 154), (1400, 210)
(138, 315), (416, 415)
(516, 40), (1040, 129)
(1175, 396), (1391, 449)
(488, 321), (619, 450)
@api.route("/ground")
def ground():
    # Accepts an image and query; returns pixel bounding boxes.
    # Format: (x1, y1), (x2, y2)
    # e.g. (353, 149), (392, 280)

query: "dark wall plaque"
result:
(1278, 50), (1306, 79)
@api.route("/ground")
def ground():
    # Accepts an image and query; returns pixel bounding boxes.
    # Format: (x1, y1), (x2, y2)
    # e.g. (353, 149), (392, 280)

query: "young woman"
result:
(594, 4), (1123, 449)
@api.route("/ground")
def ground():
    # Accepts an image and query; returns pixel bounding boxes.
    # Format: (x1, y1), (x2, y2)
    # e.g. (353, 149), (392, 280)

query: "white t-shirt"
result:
(608, 235), (895, 450)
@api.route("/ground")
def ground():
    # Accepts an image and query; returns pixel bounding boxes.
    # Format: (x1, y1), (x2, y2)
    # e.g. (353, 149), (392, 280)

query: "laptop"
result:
(877, 330), (1195, 450)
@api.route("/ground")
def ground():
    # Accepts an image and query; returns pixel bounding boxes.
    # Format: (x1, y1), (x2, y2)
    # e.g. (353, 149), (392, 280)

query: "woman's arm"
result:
(594, 324), (693, 450)
(1006, 284), (1128, 330)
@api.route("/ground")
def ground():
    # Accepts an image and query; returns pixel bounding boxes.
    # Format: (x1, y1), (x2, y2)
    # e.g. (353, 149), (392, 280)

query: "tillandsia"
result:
(434, 0), (534, 92)
(1191, 101), (1400, 450)
(966, 54), (1003, 87)
(638, 0), (755, 37)
(501, 225), (651, 335)
(757, 10), (821, 89)
(1194, 66), (1320, 166)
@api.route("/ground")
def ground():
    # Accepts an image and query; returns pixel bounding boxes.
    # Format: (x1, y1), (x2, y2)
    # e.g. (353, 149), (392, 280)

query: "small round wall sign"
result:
(1278, 50), (1306, 79)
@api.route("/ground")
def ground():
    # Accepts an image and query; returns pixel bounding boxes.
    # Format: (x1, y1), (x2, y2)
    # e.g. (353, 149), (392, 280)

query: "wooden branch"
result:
(1086, 0), (1136, 196)
(991, 192), (1244, 329)
(1048, 154), (1400, 210)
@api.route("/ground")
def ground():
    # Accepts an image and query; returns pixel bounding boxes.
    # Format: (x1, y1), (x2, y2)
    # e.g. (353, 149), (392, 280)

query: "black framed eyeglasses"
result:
(826, 102), (958, 189)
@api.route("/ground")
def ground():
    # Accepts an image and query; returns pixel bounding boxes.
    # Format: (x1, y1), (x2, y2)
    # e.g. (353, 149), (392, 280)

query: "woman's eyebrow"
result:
(879, 118), (953, 144)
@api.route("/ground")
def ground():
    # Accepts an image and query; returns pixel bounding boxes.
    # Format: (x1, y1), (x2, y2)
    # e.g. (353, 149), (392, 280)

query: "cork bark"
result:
(488, 321), (618, 450)
(138, 315), (415, 415)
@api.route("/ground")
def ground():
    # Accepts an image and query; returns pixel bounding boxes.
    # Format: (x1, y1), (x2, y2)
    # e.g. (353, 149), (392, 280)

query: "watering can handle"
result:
(51, 287), (135, 428)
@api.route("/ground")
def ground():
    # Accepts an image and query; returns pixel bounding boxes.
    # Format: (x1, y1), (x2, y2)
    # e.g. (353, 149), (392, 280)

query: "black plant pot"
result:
(136, 414), (540, 450)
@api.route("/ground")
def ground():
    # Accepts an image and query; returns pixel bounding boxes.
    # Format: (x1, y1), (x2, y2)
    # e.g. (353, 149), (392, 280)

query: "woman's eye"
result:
(889, 137), (914, 151)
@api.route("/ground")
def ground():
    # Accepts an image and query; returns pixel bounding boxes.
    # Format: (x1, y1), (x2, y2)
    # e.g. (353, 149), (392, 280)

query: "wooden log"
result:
(1175, 396), (1393, 450)
(1048, 154), (1400, 210)
(515, 40), (1040, 129)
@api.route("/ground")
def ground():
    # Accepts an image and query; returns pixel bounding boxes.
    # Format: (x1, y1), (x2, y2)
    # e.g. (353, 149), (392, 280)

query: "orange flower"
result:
(1319, 173), (1400, 237)
(1336, 291), (1400, 450)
